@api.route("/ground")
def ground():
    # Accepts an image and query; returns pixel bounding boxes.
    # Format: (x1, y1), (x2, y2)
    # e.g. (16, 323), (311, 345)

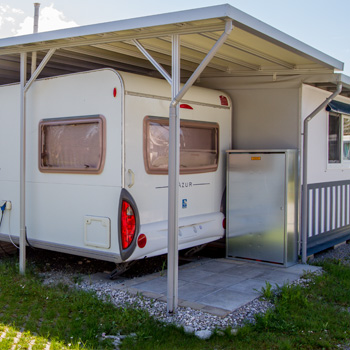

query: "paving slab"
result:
(108, 259), (322, 316)
(195, 260), (237, 273)
(132, 276), (187, 294)
(178, 282), (219, 302)
(255, 270), (302, 285)
(220, 265), (270, 278)
(185, 272), (247, 288)
(226, 278), (272, 295)
(198, 288), (257, 310)
(178, 268), (213, 282)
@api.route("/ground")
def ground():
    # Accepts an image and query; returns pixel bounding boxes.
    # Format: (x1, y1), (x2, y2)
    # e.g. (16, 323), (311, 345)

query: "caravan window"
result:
(39, 115), (106, 174)
(328, 113), (350, 164)
(144, 116), (219, 174)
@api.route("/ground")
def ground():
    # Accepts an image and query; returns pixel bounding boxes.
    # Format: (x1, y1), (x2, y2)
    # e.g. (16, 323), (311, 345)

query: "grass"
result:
(0, 256), (349, 349)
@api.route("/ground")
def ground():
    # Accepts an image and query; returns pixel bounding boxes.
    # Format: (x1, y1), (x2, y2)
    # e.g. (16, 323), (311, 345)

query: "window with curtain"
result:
(143, 116), (219, 174)
(39, 115), (106, 174)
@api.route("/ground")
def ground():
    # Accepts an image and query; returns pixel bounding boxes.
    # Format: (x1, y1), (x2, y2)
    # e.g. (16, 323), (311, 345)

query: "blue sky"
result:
(1, 0), (349, 75)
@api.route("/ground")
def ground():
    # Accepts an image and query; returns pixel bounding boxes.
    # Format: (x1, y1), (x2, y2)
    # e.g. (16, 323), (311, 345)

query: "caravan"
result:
(0, 68), (231, 264)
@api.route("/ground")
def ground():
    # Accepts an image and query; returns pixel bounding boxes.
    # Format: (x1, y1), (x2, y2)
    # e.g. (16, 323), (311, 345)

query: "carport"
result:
(0, 3), (349, 314)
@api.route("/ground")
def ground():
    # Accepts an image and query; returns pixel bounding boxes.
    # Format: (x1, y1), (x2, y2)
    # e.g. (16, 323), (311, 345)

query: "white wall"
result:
(200, 76), (301, 150)
(230, 88), (300, 149)
(301, 84), (350, 184)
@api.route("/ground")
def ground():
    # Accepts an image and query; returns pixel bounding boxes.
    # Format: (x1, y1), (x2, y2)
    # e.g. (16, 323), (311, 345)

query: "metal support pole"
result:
(19, 48), (56, 274)
(166, 20), (233, 314)
(19, 52), (27, 274)
(167, 34), (180, 314)
(301, 83), (342, 263)
(31, 3), (40, 74)
(132, 39), (172, 84)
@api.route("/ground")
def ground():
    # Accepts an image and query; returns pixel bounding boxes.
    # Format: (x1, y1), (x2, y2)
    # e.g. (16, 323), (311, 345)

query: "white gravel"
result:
(42, 269), (274, 334)
(40, 242), (350, 341)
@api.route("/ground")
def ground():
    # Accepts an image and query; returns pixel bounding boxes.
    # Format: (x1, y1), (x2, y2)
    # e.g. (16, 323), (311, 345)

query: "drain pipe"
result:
(301, 82), (342, 264)
(167, 19), (233, 314)
(31, 3), (40, 74)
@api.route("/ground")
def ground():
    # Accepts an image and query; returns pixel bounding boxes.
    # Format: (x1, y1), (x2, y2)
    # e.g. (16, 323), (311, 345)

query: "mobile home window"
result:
(144, 116), (219, 174)
(328, 112), (350, 163)
(39, 115), (106, 174)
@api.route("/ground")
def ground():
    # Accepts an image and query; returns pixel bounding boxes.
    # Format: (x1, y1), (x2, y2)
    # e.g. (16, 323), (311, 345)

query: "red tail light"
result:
(121, 200), (136, 249)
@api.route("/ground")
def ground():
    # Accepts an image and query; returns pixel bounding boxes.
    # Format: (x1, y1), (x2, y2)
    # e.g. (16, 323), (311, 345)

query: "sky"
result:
(0, 0), (349, 76)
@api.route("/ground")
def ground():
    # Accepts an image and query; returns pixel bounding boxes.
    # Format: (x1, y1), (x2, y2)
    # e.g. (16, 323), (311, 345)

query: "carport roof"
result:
(0, 3), (349, 95)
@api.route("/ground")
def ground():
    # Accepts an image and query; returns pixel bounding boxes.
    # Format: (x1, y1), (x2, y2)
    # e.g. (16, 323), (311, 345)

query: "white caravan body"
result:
(0, 69), (231, 263)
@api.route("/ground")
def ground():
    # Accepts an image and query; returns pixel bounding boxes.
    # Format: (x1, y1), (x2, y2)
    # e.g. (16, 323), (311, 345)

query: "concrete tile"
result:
(226, 278), (273, 295)
(255, 270), (301, 285)
(178, 268), (215, 282)
(214, 258), (247, 266)
(191, 273), (247, 288)
(120, 274), (159, 287)
(132, 276), (186, 294)
(133, 277), (172, 294)
(177, 282), (219, 302)
(221, 265), (271, 278)
(197, 288), (257, 311)
(196, 260), (236, 273)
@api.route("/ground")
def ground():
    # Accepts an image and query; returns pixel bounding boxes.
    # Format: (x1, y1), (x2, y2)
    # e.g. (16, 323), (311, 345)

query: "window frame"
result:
(143, 116), (219, 175)
(327, 111), (350, 168)
(38, 115), (106, 174)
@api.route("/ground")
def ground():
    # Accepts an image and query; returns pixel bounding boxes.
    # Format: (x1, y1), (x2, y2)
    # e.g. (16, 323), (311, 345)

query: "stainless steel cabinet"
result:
(226, 150), (298, 266)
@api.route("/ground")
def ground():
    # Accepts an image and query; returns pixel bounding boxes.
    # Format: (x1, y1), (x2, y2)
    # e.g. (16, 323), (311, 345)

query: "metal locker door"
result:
(227, 152), (286, 263)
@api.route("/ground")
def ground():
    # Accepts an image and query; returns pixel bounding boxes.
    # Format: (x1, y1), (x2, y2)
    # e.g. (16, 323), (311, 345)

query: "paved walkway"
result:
(94, 258), (321, 317)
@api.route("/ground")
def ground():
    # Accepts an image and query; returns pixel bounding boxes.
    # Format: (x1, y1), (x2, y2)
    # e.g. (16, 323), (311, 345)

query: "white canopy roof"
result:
(0, 3), (349, 95)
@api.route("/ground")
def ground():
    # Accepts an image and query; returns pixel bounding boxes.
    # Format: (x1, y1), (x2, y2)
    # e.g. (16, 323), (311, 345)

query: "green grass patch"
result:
(0, 256), (349, 349)
(0, 258), (163, 349)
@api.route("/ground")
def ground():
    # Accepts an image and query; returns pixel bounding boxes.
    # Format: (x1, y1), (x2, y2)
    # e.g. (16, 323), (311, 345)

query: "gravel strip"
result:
(42, 269), (274, 336)
(40, 242), (350, 340)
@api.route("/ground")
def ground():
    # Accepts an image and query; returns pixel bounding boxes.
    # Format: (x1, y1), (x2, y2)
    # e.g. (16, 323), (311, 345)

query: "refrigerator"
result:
(226, 150), (298, 266)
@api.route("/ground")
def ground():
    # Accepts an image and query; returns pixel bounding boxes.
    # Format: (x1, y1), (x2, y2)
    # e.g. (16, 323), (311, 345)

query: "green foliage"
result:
(258, 281), (274, 300)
